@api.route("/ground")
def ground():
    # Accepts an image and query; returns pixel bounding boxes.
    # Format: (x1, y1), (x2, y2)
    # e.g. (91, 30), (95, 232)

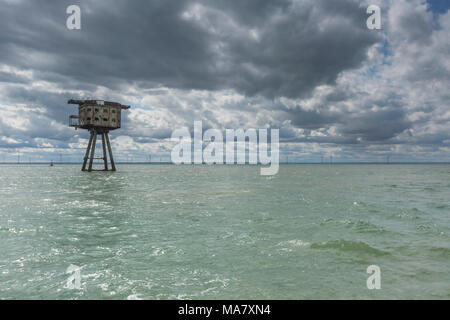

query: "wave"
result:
(310, 239), (389, 256)
(320, 218), (388, 234)
(428, 246), (450, 257)
(277, 239), (311, 248)
(341, 219), (388, 234)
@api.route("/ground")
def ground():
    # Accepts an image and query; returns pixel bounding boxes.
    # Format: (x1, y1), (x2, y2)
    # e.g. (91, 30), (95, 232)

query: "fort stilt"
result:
(88, 131), (97, 172)
(81, 130), (117, 172)
(101, 133), (108, 171)
(82, 132), (94, 171)
(105, 132), (116, 171)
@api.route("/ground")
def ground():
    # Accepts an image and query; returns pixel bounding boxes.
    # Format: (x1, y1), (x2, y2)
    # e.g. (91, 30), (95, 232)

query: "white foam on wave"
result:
(277, 239), (311, 252)
(285, 239), (310, 247)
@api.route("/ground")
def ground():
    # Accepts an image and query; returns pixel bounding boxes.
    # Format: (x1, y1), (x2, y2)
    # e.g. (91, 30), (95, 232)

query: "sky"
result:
(0, 0), (449, 163)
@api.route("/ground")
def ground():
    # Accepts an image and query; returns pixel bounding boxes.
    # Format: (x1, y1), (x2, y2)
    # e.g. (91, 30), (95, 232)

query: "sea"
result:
(0, 164), (449, 299)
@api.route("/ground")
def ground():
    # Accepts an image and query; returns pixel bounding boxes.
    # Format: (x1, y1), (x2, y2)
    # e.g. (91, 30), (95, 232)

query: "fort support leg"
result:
(82, 131), (94, 171)
(101, 133), (108, 171)
(88, 131), (97, 172)
(105, 132), (116, 172)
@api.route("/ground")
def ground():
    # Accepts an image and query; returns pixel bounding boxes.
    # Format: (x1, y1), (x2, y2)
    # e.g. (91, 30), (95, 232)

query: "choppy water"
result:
(0, 164), (449, 299)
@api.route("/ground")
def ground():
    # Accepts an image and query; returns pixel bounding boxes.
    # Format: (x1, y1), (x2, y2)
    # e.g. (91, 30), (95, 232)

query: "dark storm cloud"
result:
(285, 107), (342, 130)
(340, 108), (411, 141)
(192, 0), (381, 98)
(0, 71), (29, 84)
(0, 86), (72, 124)
(0, 0), (380, 98)
(0, 0), (213, 89)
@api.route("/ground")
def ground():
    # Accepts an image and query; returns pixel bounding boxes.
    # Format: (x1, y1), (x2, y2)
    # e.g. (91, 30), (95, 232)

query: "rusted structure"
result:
(68, 99), (130, 172)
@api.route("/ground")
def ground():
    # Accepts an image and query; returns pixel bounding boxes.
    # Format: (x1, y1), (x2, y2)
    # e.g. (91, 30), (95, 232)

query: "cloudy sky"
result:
(0, 0), (449, 163)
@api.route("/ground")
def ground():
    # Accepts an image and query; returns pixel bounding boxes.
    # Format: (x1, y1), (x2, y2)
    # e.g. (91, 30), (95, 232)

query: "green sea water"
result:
(0, 164), (449, 299)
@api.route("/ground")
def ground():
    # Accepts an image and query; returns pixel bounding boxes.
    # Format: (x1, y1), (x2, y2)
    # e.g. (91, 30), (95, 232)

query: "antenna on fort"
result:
(386, 155), (390, 164)
(17, 152), (20, 164)
(330, 155), (333, 164)
(68, 99), (130, 172)
(321, 155), (324, 164)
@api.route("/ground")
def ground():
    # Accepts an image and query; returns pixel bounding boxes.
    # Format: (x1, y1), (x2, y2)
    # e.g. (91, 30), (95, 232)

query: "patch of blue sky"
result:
(427, 0), (450, 28)
(427, 0), (450, 14)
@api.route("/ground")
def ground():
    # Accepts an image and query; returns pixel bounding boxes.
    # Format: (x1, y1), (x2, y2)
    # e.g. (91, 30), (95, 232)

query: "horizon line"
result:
(1, 162), (449, 165)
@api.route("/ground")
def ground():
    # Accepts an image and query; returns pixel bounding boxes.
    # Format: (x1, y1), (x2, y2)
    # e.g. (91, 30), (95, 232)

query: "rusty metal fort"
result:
(68, 99), (130, 172)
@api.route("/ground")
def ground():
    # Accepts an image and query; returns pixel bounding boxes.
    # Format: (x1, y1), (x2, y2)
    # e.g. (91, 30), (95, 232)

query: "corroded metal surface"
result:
(68, 99), (128, 131)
